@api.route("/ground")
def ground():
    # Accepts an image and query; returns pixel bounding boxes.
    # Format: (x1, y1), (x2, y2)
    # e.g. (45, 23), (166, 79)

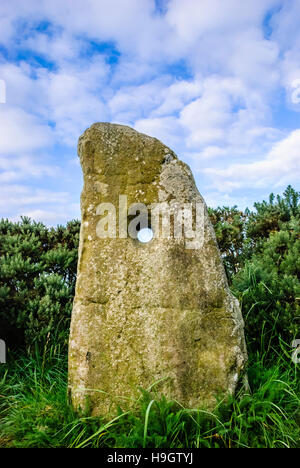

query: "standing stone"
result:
(68, 123), (247, 415)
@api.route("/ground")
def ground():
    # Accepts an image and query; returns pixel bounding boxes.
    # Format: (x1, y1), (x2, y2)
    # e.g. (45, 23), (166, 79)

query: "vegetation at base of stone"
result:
(0, 343), (299, 448)
(0, 217), (80, 352)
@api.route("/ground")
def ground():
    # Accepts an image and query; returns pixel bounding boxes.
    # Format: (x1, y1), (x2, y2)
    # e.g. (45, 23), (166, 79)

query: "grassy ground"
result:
(0, 340), (299, 448)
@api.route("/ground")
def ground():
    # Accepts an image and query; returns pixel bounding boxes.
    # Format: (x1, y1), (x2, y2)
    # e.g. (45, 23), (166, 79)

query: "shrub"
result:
(208, 206), (247, 281)
(0, 217), (80, 352)
(233, 216), (300, 352)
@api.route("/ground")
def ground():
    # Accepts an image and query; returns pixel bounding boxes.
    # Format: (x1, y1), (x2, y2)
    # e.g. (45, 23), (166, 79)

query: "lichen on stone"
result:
(68, 122), (247, 416)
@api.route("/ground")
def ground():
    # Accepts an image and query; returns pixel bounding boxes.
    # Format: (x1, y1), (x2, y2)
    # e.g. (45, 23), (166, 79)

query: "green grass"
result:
(0, 341), (299, 448)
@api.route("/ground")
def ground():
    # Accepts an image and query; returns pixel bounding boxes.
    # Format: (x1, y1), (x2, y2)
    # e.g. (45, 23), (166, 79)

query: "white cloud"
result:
(135, 75), (281, 165)
(0, 184), (79, 225)
(152, 79), (202, 117)
(0, 0), (167, 60)
(166, 0), (277, 37)
(270, 2), (300, 110)
(0, 154), (59, 183)
(39, 59), (109, 145)
(24, 30), (85, 65)
(0, 185), (70, 210)
(179, 77), (275, 151)
(0, 55), (110, 148)
(204, 191), (253, 210)
(135, 116), (187, 149)
(0, 107), (53, 153)
(203, 129), (300, 191)
(108, 78), (170, 123)
(165, 0), (280, 83)
(0, 62), (39, 110)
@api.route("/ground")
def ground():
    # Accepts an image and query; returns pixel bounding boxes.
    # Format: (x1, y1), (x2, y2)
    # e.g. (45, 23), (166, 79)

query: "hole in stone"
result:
(137, 228), (154, 243)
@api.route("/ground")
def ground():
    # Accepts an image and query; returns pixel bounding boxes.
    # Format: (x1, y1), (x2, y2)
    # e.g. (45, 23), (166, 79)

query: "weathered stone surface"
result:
(68, 122), (247, 415)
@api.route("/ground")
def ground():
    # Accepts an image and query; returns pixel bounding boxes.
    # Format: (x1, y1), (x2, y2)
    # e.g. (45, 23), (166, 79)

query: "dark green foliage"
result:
(208, 206), (247, 280)
(208, 186), (299, 352)
(232, 188), (300, 353)
(0, 217), (80, 352)
(246, 185), (300, 245)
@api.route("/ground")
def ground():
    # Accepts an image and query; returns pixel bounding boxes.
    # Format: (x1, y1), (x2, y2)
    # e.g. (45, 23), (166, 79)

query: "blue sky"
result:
(0, 0), (299, 225)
